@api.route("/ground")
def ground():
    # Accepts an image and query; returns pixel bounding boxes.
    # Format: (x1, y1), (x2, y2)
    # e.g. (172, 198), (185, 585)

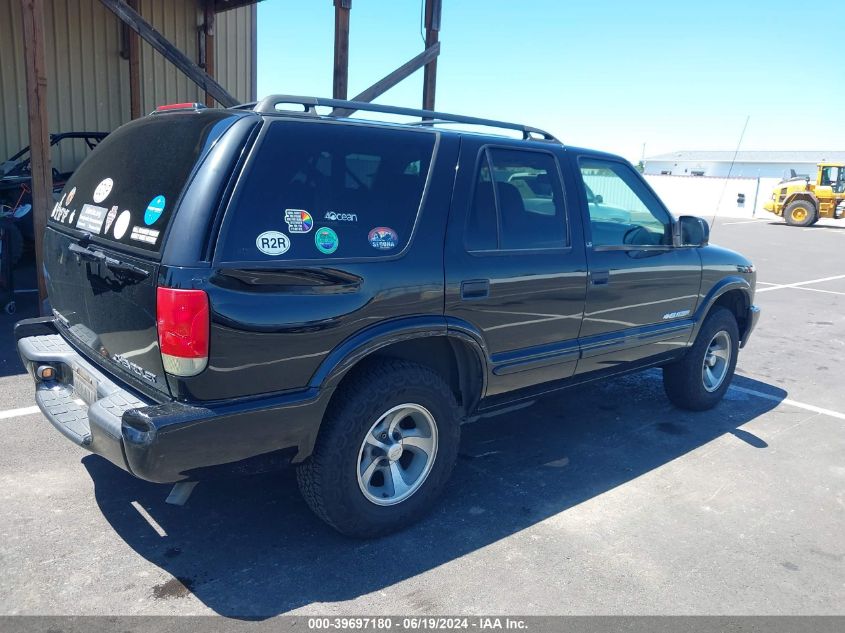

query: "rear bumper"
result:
(740, 304), (761, 348)
(15, 318), (329, 483)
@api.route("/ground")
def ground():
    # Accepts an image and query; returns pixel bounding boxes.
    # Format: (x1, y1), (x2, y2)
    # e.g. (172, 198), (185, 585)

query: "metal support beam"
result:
(422, 0), (441, 112)
(203, 0), (216, 107)
(127, 0), (141, 118)
(98, 0), (238, 107)
(332, 42), (440, 117)
(20, 0), (51, 309)
(333, 0), (351, 100)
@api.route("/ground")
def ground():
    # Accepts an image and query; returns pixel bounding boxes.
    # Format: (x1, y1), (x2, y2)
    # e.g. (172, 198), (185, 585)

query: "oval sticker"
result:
(256, 230), (290, 256)
(368, 226), (398, 250)
(92, 178), (113, 203)
(144, 195), (166, 225)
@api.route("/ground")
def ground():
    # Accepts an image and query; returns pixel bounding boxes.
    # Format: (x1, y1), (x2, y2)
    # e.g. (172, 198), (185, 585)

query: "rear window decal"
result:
(104, 206), (118, 233)
(284, 209), (313, 234)
(113, 210), (131, 239)
(324, 211), (357, 223)
(314, 227), (339, 254)
(65, 187), (76, 205)
(256, 230), (290, 255)
(368, 227), (398, 250)
(130, 226), (160, 245)
(92, 178), (114, 204)
(69, 210), (76, 224)
(144, 195), (166, 225)
(76, 204), (108, 233)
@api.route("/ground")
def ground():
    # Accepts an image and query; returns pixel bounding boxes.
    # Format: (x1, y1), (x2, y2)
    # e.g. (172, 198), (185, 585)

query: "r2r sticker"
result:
(92, 178), (113, 203)
(284, 209), (313, 233)
(256, 230), (290, 256)
(368, 226), (398, 250)
(144, 195), (166, 225)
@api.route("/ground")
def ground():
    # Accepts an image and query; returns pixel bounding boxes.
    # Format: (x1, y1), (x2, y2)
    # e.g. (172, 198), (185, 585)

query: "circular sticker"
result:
(113, 210), (131, 239)
(256, 230), (290, 256)
(368, 227), (398, 250)
(284, 209), (313, 234)
(144, 195), (166, 225)
(65, 187), (76, 205)
(92, 178), (113, 203)
(314, 227), (339, 254)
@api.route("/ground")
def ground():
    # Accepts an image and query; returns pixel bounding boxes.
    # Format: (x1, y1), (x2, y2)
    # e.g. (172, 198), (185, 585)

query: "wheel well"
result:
(710, 289), (749, 339)
(330, 336), (484, 417)
(786, 194), (817, 209)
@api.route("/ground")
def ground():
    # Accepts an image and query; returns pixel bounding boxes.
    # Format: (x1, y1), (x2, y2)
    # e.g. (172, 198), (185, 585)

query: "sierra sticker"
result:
(144, 195), (166, 225)
(284, 209), (313, 233)
(314, 227), (339, 254)
(256, 230), (290, 256)
(113, 210), (131, 239)
(76, 204), (108, 233)
(92, 178), (113, 203)
(368, 226), (398, 250)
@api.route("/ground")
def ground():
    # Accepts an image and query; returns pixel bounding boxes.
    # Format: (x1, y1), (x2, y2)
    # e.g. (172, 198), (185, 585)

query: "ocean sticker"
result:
(368, 227), (398, 250)
(104, 206), (118, 233)
(130, 226), (160, 245)
(256, 230), (290, 256)
(324, 211), (358, 223)
(144, 195), (166, 225)
(314, 227), (339, 254)
(76, 204), (108, 233)
(284, 209), (313, 234)
(92, 178), (113, 203)
(65, 187), (76, 206)
(113, 210), (131, 239)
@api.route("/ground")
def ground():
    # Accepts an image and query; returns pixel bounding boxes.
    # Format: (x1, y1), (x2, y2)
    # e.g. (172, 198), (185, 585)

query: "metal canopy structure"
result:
(17, 0), (443, 309)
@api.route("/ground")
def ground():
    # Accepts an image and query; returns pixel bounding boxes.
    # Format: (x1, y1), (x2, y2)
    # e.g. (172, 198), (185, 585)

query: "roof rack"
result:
(237, 95), (560, 143)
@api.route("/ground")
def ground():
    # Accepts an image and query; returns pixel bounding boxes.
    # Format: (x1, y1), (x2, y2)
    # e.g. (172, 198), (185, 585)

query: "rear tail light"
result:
(156, 287), (209, 377)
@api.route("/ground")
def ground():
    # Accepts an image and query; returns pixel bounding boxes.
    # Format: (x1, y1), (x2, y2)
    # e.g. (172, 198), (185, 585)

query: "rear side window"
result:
(466, 147), (567, 251)
(217, 121), (436, 262)
(48, 111), (237, 253)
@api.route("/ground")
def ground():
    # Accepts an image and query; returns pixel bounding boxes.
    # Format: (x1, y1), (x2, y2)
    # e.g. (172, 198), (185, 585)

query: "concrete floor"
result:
(0, 217), (843, 617)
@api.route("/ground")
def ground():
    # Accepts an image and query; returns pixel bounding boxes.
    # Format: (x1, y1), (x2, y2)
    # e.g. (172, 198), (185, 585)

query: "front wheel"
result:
(663, 308), (739, 411)
(296, 360), (461, 538)
(784, 200), (817, 227)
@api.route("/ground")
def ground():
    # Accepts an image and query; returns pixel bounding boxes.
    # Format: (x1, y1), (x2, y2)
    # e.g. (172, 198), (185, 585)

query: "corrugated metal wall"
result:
(0, 0), (256, 173)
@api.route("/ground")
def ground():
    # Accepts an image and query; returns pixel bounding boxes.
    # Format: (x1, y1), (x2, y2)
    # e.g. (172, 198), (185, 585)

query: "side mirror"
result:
(594, 194), (603, 204)
(674, 215), (710, 247)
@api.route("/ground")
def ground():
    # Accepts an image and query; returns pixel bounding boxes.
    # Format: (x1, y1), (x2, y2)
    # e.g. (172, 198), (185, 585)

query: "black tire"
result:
(662, 307), (739, 411)
(296, 359), (461, 538)
(783, 200), (817, 227)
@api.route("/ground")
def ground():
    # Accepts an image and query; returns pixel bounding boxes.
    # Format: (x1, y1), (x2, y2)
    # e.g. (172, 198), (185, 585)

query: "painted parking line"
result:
(720, 219), (767, 225)
(756, 273), (845, 293)
(730, 385), (845, 422)
(0, 405), (41, 420)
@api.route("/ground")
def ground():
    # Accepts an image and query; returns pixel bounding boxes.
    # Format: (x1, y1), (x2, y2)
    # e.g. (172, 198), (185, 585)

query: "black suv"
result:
(16, 96), (760, 537)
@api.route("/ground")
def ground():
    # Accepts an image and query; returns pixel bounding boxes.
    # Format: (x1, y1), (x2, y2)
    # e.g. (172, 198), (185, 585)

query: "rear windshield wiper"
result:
(68, 242), (149, 281)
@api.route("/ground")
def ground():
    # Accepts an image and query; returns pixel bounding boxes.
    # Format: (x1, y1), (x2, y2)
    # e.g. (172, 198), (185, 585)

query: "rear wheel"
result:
(296, 359), (461, 538)
(784, 200), (817, 227)
(662, 307), (739, 411)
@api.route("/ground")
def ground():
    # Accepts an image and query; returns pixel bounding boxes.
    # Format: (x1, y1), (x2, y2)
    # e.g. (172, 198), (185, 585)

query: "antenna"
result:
(711, 115), (751, 233)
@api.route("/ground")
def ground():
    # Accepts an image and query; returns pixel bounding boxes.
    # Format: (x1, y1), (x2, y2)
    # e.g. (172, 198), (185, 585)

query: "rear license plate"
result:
(72, 366), (99, 405)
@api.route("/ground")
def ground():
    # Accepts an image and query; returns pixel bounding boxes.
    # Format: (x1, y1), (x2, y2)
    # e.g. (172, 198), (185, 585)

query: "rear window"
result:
(48, 111), (237, 253)
(217, 121), (436, 262)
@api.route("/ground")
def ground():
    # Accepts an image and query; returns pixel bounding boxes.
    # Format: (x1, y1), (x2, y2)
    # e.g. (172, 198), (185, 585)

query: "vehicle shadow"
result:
(767, 221), (845, 231)
(0, 258), (39, 378)
(83, 370), (785, 619)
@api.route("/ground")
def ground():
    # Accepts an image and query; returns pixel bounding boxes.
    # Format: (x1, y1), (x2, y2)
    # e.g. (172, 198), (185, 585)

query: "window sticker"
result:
(324, 211), (358, 223)
(256, 230), (290, 255)
(92, 178), (113, 204)
(368, 227), (398, 250)
(130, 226), (160, 245)
(76, 204), (108, 233)
(314, 227), (339, 254)
(69, 210), (76, 225)
(104, 206), (118, 234)
(284, 209), (313, 234)
(144, 195), (166, 225)
(65, 187), (76, 206)
(113, 210), (131, 239)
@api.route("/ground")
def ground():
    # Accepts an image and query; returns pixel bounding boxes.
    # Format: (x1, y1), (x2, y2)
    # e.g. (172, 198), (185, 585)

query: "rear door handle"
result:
(461, 279), (490, 300)
(590, 269), (610, 286)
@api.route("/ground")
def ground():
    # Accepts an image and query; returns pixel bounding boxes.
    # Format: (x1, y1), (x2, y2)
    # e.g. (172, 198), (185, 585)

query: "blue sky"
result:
(257, 0), (845, 162)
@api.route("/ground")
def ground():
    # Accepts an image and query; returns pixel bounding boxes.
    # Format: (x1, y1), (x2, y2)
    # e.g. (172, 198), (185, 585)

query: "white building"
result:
(643, 150), (845, 179)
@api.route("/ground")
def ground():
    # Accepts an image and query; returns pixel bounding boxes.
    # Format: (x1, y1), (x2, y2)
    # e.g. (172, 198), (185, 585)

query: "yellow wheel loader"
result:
(763, 163), (845, 226)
